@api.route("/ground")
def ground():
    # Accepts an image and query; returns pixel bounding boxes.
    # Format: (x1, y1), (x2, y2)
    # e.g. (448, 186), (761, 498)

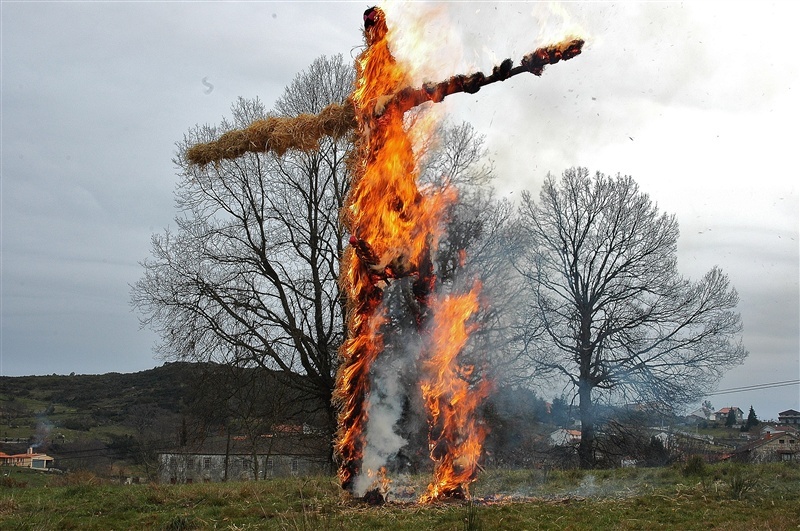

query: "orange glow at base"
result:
(419, 285), (491, 503)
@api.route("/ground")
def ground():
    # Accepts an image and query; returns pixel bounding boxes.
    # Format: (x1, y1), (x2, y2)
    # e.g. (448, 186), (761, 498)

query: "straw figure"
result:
(185, 7), (583, 496)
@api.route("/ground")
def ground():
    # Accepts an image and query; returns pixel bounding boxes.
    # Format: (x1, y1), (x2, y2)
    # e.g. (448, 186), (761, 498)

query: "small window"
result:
(779, 439), (785, 444)
(267, 458), (274, 473)
(203, 457), (212, 469)
(291, 458), (299, 474)
(790, 440), (796, 444)
(187, 457), (194, 468)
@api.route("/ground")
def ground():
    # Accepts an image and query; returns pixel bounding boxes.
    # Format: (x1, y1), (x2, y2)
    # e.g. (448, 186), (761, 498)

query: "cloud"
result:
(1, 1), (796, 420)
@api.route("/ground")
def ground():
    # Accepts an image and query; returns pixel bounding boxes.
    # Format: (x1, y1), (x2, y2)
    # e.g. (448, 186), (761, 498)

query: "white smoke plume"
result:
(353, 281), (425, 497)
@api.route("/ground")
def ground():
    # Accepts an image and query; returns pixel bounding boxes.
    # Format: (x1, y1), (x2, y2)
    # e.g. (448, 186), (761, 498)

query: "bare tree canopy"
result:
(131, 55), (500, 454)
(516, 167), (747, 468)
(131, 55), (355, 434)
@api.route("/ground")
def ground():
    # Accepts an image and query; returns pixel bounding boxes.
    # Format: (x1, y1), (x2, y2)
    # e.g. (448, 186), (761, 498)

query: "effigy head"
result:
(363, 7), (388, 45)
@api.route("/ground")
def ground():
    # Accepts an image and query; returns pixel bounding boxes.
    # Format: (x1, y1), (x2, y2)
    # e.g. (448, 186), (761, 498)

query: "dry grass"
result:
(1, 463), (798, 530)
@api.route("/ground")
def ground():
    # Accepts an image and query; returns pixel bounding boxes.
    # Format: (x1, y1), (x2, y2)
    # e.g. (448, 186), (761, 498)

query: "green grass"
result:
(2, 463), (799, 530)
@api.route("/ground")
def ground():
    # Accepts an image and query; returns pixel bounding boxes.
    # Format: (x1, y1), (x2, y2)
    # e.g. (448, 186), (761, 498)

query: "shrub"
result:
(0, 496), (20, 515)
(51, 470), (102, 487)
(0, 476), (28, 489)
(727, 470), (758, 499)
(683, 455), (707, 477)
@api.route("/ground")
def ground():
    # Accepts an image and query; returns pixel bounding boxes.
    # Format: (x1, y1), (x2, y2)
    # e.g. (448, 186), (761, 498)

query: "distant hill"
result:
(0, 363), (204, 444)
(2, 362), (200, 411)
(0, 362), (331, 475)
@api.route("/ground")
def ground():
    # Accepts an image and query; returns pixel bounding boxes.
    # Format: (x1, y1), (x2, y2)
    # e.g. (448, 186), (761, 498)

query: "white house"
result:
(549, 429), (581, 447)
(0, 447), (54, 470)
(158, 434), (328, 484)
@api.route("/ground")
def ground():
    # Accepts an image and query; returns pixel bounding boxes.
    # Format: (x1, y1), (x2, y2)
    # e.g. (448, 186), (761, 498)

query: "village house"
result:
(714, 407), (743, 425)
(685, 408), (713, 425)
(548, 428), (581, 447)
(158, 433), (328, 484)
(0, 447), (55, 471)
(778, 409), (800, 425)
(762, 424), (792, 436)
(733, 427), (800, 463)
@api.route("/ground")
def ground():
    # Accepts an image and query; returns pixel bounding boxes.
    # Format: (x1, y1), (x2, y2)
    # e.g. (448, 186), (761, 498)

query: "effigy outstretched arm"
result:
(382, 37), (584, 116)
(185, 101), (357, 166)
(185, 38), (583, 167)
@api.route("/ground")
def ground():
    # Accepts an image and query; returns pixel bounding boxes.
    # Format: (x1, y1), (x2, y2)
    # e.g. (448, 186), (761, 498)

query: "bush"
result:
(51, 470), (103, 487)
(728, 472), (758, 499)
(683, 455), (706, 477)
(0, 496), (20, 516)
(61, 416), (97, 431)
(0, 476), (28, 489)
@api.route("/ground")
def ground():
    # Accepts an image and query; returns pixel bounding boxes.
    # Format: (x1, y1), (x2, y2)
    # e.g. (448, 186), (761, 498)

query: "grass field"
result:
(2, 462), (799, 530)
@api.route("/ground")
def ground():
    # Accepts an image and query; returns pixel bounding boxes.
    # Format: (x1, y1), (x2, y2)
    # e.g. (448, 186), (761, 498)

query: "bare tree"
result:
(516, 167), (747, 468)
(132, 55), (354, 439)
(131, 55), (501, 461)
(185, 363), (306, 480)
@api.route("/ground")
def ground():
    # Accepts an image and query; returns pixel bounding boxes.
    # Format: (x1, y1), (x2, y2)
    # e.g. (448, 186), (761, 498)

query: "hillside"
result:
(0, 362), (335, 476)
(1, 362), (201, 442)
(0, 363), (214, 478)
(3, 364), (776, 479)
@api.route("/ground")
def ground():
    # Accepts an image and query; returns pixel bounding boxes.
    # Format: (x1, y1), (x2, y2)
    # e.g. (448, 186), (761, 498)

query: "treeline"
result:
(2, 362), (608, 475)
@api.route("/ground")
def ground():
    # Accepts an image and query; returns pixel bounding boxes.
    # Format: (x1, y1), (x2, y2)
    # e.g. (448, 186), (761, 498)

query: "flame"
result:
(334, 6), (450, 493)
(333, 6), (488, 499)
(381, 1), (461, 85)
(367, 466), (392, 496)
(345, 11), (450, 273)
(531, 2), (589, 48)
(419, 285), (490, 503)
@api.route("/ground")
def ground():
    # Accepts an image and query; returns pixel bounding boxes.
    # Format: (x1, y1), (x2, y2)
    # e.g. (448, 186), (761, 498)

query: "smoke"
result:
(34, 415), (55, 448)
(353, 280), (424, 497)
(354, 346), (416, 496)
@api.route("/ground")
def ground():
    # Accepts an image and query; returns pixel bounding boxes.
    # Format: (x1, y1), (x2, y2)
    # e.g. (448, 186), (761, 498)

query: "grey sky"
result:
(2, 2), (797, 420)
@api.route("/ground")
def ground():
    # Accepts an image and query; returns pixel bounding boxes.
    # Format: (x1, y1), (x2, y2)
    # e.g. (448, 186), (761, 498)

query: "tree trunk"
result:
(577, 377), (595, 468)
(252, 448), (260, 481)
(577, 311), (595, 469)
(223, 428), (231, 482)
(322, 389), (338, 475)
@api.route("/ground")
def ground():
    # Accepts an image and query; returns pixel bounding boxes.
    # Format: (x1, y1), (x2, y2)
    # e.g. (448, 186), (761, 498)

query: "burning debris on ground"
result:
(185, 5), (585, 504)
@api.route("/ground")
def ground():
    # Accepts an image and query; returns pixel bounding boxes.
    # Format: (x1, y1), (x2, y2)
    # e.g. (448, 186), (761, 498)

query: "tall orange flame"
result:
(333, 6), (482, 499)
(181, 4), (584, 501)
(334, 5), (585, 502)
(334, 6), (452, 494)
(419, 285), (491, 502)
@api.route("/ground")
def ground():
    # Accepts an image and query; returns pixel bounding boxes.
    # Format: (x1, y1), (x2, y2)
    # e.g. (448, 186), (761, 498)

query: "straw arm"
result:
(387, 38), (585, 116)
(186, 102), (357, 166)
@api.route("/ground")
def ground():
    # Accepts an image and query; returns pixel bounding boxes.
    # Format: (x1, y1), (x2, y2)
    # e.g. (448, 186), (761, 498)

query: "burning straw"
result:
(184, 6), (585, 504)
(185, 38), (583, 167)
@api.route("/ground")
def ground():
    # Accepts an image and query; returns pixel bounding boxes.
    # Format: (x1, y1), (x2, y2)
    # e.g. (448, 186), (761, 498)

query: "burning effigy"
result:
(186, 6), (583, 503)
